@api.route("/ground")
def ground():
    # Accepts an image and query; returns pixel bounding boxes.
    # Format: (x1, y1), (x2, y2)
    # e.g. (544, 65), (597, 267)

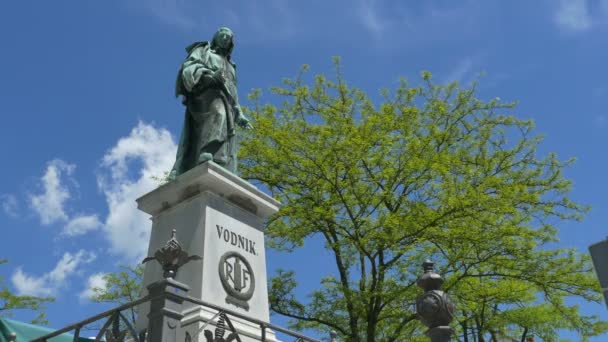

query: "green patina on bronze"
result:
(169, 27), (252, 180)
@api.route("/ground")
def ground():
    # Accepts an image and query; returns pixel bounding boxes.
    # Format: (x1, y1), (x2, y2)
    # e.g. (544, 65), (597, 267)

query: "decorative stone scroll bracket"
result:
(142, 228), (202, 279)
(141, 229), (200, 342)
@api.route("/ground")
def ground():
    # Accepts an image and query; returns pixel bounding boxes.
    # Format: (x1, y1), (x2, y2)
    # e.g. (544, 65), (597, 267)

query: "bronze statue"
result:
(169, 27), (252, 180)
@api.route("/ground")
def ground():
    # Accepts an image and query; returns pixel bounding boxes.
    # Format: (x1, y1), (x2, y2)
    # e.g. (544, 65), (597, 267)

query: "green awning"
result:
(0, 318), (94, 341)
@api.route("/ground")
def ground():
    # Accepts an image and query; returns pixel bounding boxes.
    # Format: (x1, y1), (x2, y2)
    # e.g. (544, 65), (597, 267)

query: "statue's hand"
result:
(212, 69), (224, 85)
(236, 113), (253, 129)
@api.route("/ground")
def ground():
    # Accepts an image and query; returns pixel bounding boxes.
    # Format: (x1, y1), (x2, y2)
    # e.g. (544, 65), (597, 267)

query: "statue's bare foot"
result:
(198, 152), (213, 164)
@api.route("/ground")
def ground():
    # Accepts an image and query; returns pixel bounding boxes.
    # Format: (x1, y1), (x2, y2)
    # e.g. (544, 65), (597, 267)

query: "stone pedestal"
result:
(426, 326), (455, 342)
(136, 162), (280, 341)
(146, 278), (190, 342)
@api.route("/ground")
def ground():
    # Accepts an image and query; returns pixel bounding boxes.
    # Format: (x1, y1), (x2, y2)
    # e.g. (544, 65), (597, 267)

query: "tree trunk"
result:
(520, 327), (528, 342)
(461, 319), (469, 342)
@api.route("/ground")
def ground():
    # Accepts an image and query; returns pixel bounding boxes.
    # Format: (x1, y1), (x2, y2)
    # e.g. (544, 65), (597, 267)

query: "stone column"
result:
(416, 260), (455, 342)
(136, 162), (280, 342)
(589, 238), (608, 309)
(147, 278), (190, 342)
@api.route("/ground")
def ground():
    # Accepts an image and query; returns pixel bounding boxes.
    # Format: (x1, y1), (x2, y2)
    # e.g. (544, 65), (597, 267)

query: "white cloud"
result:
(79, 273), (107, 301)
(28, 160), (101, 237)
(11, 250), (96, 297)
(555, 0), (592, 32)
(29, 159), (75, 225)
(11, 269), (49, 296)
(98, 121), (176, 262)
(1, 194), (18, 218)
(62, 214), (102, 237)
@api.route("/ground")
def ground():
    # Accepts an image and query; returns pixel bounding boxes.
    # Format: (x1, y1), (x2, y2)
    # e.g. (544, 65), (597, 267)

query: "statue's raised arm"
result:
(169, 27), (251, 180)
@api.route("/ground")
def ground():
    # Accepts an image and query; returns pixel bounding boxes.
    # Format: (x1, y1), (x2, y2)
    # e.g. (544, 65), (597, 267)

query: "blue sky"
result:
(0, 0), (607, 340)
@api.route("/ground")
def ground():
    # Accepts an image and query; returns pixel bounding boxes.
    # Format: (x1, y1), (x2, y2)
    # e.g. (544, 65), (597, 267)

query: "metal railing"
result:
(30, 227), (453, 342)
(32, 230), (324, 342)
(180, 294), (319, 342)
(31, 287), (321, 342)
(31, 295), (149, 342)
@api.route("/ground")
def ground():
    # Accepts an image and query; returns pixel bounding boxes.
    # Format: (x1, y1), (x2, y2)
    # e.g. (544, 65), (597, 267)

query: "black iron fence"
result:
(31, 230), (454, 342)
(31, 295), (150, 341)
(31, 230), (327, 342)
(31, 281), (322, 342)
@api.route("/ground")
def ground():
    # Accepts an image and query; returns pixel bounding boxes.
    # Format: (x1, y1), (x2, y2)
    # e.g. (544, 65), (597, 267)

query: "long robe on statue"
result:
(172, 41), (241, 176)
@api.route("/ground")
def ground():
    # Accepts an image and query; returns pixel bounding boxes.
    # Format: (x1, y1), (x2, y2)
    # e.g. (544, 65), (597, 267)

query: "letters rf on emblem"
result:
(218, 251), (255, 311)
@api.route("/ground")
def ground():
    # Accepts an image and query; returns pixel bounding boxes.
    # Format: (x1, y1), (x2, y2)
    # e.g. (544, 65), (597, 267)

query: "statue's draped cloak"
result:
(172, 42), (240, 175)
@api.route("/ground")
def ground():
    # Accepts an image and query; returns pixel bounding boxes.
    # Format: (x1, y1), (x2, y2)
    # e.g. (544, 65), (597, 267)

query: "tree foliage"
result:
(88, 264), (144, 328)
(0, 259), (54, 325)
(239, 59), (607, 341)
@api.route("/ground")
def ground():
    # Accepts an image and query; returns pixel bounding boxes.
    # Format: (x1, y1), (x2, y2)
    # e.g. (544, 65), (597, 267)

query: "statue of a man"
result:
(169, 27), (252, 180)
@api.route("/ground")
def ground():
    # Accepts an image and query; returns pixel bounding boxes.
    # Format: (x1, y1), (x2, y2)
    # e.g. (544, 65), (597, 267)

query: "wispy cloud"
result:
(1, 194), (18, 218)
(27, 159), (102, 236)
(442, 52), (490, 86)
(126, 0), (299, 42)
(134, 0), (197, 31)
(97, 121), (176, 262)
(445, 57), (475, 84)
(62, 214), (102, 237)
(245, 0), (298, 41)
(11, 250), (96, 297)
(554, 0), (592, 32)
(79, 273), (107, 302)
(127, 0), (498, 49)
(356, 0), (387, 36)
(29, 159), (75, 225)
(353, 1), (493, 48)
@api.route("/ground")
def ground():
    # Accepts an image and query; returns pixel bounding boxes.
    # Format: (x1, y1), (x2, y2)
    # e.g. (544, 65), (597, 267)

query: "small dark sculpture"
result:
(169, 27), (252, 180)
(142, 229), (202, 278)
(104, 328), (127, 342)
(416, 260), (455, 341)
(203, 313), (241, 342)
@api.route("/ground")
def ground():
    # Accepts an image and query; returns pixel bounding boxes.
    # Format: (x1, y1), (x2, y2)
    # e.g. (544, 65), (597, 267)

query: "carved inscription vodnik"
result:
(216, 225), (257, 256)
(215, 224), (258, 310)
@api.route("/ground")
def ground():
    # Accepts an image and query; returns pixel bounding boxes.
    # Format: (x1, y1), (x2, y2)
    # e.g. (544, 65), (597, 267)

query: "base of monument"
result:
(179, 306), (279, 342)
(135, 162), (281, 337)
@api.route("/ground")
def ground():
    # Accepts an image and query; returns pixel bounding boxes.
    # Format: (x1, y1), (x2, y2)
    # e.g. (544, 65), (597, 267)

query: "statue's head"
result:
(211, 27), (235, 57)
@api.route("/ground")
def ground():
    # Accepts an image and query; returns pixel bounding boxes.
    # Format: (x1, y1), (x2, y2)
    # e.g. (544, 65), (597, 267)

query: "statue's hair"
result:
(210, 27), (235, 60)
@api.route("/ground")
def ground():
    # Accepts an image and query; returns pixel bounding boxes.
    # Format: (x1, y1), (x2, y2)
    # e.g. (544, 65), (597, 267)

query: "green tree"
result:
(88, 264), (144, 328)
(454, 276), (608, 341)
(0, 259), (54, 324)
(239, 59), (607, 341)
